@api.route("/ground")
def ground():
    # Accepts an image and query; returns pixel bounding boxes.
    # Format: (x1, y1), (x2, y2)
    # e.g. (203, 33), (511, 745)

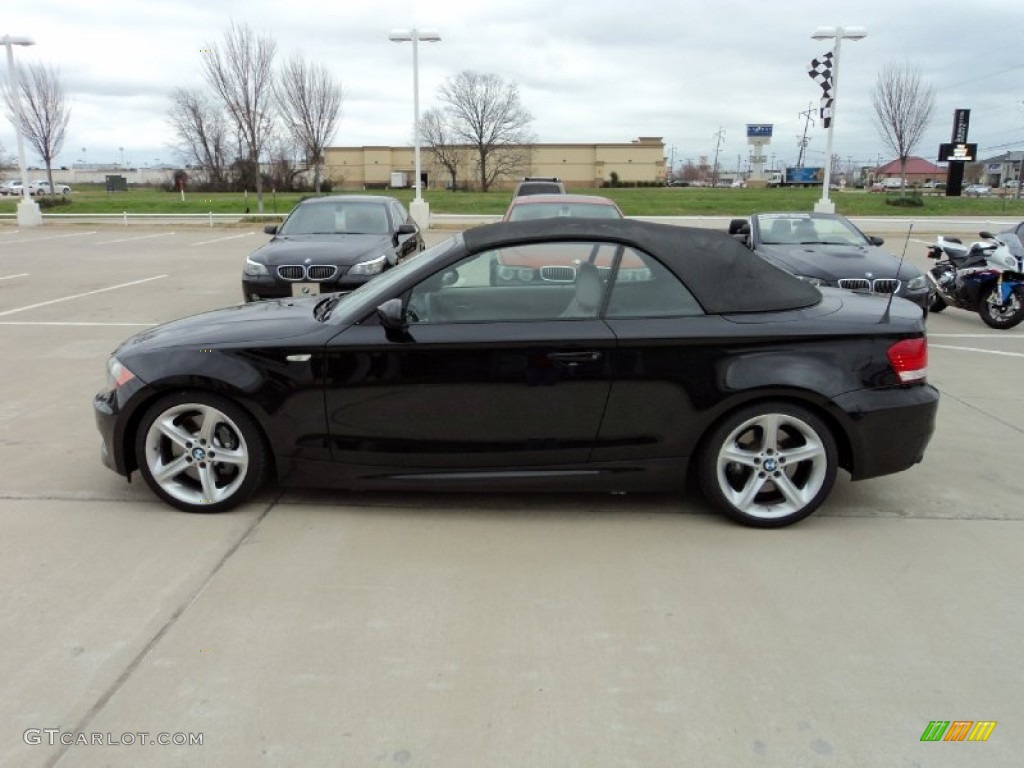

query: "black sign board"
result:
(938, 142), (978, 162)
(952, 109), (970, 143)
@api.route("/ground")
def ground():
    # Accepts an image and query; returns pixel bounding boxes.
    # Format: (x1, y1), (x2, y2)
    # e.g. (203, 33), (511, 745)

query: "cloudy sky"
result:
(3, 0), (1023, 173)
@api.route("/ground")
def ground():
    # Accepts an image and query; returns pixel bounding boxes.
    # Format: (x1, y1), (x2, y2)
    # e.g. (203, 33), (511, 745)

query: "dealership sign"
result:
(938, 143), (978, 162)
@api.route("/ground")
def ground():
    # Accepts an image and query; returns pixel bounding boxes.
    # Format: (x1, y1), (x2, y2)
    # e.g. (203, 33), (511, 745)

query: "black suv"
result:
(512, 177), (566, 197)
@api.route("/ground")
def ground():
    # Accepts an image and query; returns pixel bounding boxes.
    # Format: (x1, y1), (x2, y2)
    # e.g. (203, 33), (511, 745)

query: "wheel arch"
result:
(687, 391), (854, 480)
(119, 381), (276, 481)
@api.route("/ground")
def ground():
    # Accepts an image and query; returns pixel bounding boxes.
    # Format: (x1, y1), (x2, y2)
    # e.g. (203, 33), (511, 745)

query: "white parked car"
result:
(0, 180), (26, 196)
(28, 180), (72, 195)
(963, 184), (992, 196)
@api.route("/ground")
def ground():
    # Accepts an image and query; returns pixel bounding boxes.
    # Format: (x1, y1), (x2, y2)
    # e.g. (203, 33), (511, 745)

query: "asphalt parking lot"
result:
(1, 222), (1022, 767)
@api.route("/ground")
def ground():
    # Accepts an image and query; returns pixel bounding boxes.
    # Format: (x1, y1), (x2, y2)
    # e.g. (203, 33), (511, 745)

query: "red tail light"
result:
(887, 337), (927, 383)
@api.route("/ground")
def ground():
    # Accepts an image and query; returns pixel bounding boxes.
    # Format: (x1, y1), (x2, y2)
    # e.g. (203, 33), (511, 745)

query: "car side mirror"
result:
(441, 269), (460, 287)
(376, 298), (408, 332)
(396, 223), (416, 235)
(264, 224), (278, 235)
(868, 235), (884, 246)
(979, 231), (994, 239)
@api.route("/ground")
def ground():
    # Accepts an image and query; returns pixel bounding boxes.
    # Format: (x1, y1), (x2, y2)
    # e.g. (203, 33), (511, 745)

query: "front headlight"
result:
(906, 275), (927, 291)
(244, 258), (269, 276)
(350, 254), (387, 276)
(106, 357), (136, 390)
(497, 265), (535, 282)
(796, 275), (826, 286)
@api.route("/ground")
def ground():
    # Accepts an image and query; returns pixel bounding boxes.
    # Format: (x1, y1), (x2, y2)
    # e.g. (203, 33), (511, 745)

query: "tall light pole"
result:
(810, 25), (866, 214)
(2, 34), (42, 226)
(389, 28), (440, 230)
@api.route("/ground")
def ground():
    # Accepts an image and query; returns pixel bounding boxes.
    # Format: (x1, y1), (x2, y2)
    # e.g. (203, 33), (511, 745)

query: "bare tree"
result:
(264, 134), (303, 191)
(872, 62), (935, 191)
(0, 141), (13, 176)
(202, 21), (277, 211)
(420, 106), (470, 190)
(275, 55), (342, 193)
(3, 62), (70, 194)
(167, 88), (230, 186)
(437, 71), (533, 191)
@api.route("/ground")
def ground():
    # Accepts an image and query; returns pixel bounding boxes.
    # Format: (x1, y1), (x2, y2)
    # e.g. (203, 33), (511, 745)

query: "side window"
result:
(605, 248), (703, 318)
(392, 202), (409, 227)
(405, 241), (616, 324)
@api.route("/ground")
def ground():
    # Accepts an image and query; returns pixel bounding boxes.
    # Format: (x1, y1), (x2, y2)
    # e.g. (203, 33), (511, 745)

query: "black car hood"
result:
(250, 235), (391, 265)
(116, 298), (327, 353)
(756, 243), (921, 280)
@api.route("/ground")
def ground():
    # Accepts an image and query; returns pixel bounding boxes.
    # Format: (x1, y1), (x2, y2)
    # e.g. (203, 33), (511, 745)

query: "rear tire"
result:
(979, 284), (1024, 329)
(698, 402), (838, 528)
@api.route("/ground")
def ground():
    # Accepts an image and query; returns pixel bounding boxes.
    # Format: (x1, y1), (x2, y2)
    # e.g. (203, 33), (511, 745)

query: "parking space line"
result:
(931, 344), (1024, 359)
(191, 232), (256, 247)
(0, 273), (29, 281)
(930, 333), (1024, 339)
(0, 275), (168, 317)
(95, 232), (177, 246)
(0, 321), (154, 327)
(0, 231), (97, 246)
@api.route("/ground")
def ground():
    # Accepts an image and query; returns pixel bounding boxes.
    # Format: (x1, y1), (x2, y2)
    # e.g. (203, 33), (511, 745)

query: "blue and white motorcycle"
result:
(926, 231), (1024, 329)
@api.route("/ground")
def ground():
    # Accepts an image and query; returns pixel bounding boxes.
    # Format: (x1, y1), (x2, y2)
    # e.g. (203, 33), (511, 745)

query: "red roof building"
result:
(874, 156), (946, 185)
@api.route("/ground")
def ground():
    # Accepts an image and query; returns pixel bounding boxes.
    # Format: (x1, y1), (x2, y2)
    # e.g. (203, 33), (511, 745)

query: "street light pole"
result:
(389, 28), (441, 230)
(811, 25), (866, 214)
(2, 33), (42, 226)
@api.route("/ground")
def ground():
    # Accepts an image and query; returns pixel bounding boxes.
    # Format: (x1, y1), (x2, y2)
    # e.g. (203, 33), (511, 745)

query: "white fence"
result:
(0, 211), (1020, 234)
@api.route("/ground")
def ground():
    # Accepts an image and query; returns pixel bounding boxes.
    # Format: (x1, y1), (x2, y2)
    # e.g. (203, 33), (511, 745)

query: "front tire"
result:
(698, 402), (838, 528)
(979, 284), (1024, 329)
(928, 292), (947, 313)
(135, 392), (269, 513)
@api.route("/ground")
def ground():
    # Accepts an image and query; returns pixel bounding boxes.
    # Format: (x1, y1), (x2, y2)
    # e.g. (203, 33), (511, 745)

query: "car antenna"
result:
(880, 221), (914, 324)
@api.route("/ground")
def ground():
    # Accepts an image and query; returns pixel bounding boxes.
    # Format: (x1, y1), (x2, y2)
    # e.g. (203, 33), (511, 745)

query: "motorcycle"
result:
(925, 231), (1024, 329)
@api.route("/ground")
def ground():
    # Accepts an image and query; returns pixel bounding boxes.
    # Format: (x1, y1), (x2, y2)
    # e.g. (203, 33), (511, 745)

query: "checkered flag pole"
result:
(807, 51), (834, 128)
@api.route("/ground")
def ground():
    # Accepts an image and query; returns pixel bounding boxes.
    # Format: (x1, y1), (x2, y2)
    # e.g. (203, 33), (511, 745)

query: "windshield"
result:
(317, 235), (462, 321)
(507, 202), (622, 222)
(757, 214), (867, 246)
(1002, 232), (1024, 258)
(279, 201), (391, 236)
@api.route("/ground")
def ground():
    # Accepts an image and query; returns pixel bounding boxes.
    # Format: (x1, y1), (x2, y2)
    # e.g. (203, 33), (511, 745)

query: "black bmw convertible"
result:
(95, 219), (938, 527)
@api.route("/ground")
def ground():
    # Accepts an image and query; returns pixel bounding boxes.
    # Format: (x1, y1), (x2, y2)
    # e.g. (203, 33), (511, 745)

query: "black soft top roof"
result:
(463, 218), (821, 313)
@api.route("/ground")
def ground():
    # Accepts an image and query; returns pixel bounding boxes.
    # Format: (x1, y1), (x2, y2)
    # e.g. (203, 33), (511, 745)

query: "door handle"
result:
(547, 351), (602, 363)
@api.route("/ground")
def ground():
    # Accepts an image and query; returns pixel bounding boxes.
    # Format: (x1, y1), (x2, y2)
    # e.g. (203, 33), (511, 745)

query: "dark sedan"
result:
(242, 195), (424, 302)
(729, 213), (931, 311)
(96, 219), (938, 528)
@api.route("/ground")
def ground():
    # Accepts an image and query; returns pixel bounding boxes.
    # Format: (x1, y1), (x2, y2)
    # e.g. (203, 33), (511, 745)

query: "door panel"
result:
(323, 321), (616, 468)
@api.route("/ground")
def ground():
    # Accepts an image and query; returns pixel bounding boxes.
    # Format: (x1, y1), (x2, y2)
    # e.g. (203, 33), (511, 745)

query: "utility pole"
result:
(711, 127), (725, 186)
(668, 145), (677, 179)
(796, 103), (815, 168)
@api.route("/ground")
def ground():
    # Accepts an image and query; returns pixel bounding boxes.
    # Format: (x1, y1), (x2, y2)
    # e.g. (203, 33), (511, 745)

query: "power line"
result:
(944, 63), (1024, 91)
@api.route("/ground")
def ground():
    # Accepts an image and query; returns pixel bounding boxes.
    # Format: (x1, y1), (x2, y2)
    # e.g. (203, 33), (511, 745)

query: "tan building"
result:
(323, 137), (666, 190)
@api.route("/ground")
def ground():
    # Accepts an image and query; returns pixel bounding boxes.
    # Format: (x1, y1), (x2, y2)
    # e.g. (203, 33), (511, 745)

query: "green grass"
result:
(2, 184), (1023, 218)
